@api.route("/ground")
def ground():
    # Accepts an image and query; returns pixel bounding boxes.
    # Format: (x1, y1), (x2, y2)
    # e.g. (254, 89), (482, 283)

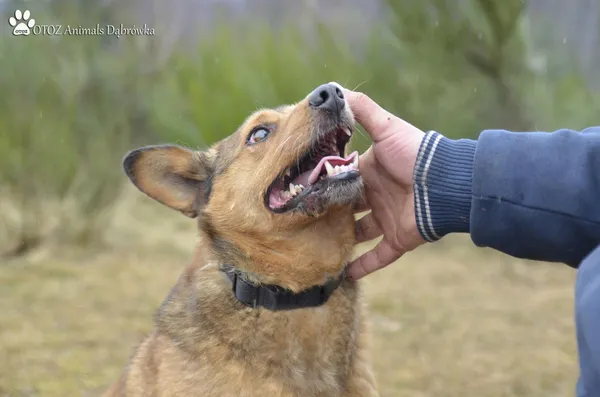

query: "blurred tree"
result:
(0, 1), (153, 255)
(368, 0), (532, 134)
(0, 0), (597, 256)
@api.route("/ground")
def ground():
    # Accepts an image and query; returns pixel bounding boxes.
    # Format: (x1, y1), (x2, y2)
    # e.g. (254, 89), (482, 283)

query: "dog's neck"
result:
(220, 263), (348, 311)
(200, 208), (357, 292)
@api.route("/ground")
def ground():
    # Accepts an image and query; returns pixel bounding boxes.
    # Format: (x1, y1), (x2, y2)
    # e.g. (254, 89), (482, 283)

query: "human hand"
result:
(345, 90), (427, 280)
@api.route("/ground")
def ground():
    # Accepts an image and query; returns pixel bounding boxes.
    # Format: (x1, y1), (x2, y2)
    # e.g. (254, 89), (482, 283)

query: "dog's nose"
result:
(308, 83), (345, 112)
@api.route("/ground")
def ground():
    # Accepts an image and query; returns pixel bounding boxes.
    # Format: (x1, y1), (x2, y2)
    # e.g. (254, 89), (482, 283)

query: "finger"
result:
(353, 149), (372, 215)
(347, 239), (402, 280)
(355, 213), (382, 243)
(343, 90), (396, 142)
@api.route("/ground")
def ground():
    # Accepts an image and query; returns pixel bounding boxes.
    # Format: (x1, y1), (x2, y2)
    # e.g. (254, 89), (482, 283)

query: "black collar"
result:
(223, 267), (347, 311)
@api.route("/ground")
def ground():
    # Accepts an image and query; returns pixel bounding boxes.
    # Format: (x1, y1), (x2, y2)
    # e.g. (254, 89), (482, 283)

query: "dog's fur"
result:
(103, 84), (379, 397)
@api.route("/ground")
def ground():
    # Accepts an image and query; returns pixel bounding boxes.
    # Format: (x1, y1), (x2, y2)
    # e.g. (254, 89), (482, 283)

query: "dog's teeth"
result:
(289, 183), (296, 196)
(334, 165), (340, 175)
(285, 169), (291, 177)
(295, 184), (304, 192)
(352, 155), (359, 168)
(325, 161), (334, 176)
(345, 128), (352, 137)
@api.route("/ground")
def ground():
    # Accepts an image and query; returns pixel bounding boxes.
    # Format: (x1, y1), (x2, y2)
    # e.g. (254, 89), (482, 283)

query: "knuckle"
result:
(388, 234), (405, 254)
(354, 92), (368, 102)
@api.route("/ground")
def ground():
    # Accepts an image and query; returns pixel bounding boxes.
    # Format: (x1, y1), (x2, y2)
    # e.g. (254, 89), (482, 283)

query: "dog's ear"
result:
(122, 145), (213, 218)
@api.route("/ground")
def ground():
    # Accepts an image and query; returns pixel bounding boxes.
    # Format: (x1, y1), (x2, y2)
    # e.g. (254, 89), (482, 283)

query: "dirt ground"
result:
(0, 192), (579, 397)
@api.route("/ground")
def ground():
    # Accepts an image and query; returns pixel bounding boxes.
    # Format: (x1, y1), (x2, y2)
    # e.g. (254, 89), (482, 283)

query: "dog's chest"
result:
(147, 329), (353, 397)
(144, 276), (362, 397)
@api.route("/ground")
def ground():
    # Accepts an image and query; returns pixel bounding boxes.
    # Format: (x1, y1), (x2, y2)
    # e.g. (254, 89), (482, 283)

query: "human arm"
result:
(344, 89), (600, 278)
(416, 126), (600, 268)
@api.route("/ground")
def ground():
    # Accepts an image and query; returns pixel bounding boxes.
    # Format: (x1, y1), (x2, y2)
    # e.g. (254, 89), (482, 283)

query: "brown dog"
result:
(103, 82), (379, 397)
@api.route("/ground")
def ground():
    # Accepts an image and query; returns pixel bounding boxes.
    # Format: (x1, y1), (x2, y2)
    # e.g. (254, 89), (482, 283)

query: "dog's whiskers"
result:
(351, 80), (369, 92)
(274, 135), (293, 156)
(355, 127), (368, 140)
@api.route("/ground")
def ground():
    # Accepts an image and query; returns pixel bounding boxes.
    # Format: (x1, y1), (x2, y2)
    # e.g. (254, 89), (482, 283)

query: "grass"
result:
(0, 188), (578, 397)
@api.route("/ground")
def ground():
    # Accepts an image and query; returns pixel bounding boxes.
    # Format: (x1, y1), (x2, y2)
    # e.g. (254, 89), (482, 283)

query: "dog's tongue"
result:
(290, 153), (357, 186)
(291, 158), (344, 186)
(269, 185), (288, 208)
(303, 152), (358, 185)
(291, 170), (313, 186)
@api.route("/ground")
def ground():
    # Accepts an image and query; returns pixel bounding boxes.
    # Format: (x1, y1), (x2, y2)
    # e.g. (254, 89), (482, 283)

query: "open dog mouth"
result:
(266, 125), (360, 213)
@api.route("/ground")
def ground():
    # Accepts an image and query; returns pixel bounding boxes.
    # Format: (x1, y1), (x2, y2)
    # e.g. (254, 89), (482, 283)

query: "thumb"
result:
(343, 90), (395, 142)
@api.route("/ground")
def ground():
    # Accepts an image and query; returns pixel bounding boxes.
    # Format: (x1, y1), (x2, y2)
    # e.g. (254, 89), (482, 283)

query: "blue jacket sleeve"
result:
(413, 127), (600, 268)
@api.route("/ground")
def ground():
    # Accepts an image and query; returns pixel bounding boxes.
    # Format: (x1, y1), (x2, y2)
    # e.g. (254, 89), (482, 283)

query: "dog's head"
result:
(123, 83), (363, 290)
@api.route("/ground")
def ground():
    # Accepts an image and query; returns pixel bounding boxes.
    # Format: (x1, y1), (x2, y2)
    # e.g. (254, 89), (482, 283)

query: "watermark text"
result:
(9, 9), (155, 38)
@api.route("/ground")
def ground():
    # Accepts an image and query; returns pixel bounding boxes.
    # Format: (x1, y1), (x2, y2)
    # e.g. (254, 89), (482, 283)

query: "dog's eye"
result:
(247, 128), (270, 145)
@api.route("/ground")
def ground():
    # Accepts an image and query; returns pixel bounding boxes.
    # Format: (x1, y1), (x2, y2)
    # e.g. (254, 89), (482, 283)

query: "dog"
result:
(103, 82), (379, 397)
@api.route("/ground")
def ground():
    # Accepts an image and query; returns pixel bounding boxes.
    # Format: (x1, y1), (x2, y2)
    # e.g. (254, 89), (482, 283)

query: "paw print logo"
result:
(8, 10), (35, 36)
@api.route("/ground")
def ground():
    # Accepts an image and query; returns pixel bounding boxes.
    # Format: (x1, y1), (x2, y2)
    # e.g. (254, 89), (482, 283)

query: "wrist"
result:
(412, 131), (476, 242)
(406, 189), (428, 249)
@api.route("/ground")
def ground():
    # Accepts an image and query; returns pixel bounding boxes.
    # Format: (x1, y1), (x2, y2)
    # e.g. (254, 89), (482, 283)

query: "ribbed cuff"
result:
(413, 131), (476, 242)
